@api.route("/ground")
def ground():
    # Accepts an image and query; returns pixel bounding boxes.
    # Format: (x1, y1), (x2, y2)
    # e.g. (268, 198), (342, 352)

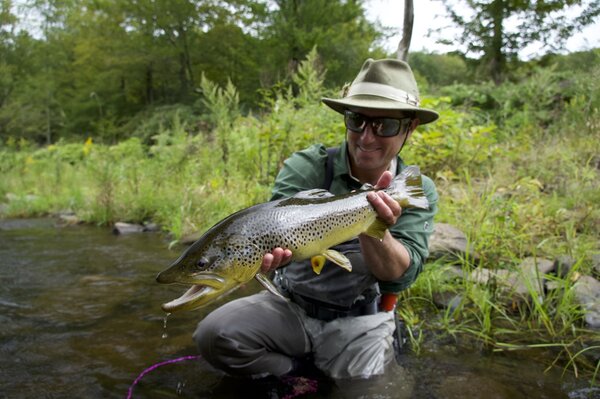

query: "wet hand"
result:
(367, 171), (402, 226)
(260, 247), (292, 273)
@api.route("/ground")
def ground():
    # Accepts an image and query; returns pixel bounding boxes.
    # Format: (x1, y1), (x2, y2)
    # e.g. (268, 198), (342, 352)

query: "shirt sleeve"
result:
(270, 144), (328, 200)
(379, 174), (438, 293)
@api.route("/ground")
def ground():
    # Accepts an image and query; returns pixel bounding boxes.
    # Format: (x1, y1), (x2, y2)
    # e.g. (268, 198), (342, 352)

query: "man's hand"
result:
(360, 170), (410, 281)
(260, 247), (292, 273)
(366, 170), (402, 226)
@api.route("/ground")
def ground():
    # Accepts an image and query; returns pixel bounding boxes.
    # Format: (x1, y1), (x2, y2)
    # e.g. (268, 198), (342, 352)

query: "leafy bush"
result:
(119, 104), (205, 144)
(402, 97), (499, 176)
(410, 51), (471, 87)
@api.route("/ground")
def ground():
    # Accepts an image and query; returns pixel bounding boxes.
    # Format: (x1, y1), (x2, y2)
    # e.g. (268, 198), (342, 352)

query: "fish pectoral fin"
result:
(310, 255), (327, 275)
(322, 249), (352, 272)
(255, 273), (285, 299)
(364, 218), (388, 241)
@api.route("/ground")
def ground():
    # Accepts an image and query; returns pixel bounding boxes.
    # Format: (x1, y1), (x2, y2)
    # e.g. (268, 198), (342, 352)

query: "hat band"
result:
(346, 82), (420, 106)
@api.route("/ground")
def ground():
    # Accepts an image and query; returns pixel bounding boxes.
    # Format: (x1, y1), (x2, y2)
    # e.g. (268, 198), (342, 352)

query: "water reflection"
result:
(0, 219), (596, 398)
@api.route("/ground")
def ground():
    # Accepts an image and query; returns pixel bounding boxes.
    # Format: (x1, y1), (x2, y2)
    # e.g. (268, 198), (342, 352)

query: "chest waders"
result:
(324, 147), (407, 362)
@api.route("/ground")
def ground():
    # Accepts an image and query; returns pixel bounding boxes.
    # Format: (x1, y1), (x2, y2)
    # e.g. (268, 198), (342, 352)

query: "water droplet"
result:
(162, 312), (171, 339)
(176, 381), (186, 395)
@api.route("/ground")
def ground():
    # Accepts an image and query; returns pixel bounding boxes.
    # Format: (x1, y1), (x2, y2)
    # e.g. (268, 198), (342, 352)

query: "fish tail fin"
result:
(388, 166), (429, 209)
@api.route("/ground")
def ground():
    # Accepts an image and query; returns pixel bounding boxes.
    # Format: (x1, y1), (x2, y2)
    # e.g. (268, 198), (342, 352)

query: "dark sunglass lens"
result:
(344, 111), (365, 132)
(399, 118), (412, 134)
(377, 118), (401, 137)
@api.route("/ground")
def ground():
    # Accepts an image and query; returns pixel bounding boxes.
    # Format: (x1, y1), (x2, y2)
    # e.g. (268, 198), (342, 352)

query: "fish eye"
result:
(196, 257), (209, 269)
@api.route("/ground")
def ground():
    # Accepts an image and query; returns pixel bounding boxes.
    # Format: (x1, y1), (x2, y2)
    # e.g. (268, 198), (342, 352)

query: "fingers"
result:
(367, 191), (402, 226)
(260, 247), (292, 273)
(373, 170), (393, 190)
(370, 171), (401, 225)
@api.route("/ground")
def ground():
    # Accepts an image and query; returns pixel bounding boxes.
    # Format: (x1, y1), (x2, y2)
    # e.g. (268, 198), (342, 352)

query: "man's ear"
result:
(407, 118), (420, 139)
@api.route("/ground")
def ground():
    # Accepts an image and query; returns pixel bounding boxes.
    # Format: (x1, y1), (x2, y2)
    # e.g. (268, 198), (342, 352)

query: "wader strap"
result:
(290, 292), (379, 322)
(322, 147), (339, 190)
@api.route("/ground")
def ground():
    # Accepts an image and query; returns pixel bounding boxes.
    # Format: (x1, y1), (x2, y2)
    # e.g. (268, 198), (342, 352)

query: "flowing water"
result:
(0, 218), (597, 398)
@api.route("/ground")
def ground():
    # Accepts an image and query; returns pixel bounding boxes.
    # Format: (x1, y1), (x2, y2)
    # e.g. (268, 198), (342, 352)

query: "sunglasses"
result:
(344, 110), (413, 137)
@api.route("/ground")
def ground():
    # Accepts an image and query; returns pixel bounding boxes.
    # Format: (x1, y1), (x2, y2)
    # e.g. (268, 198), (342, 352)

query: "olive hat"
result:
(322, 58), (439, 124)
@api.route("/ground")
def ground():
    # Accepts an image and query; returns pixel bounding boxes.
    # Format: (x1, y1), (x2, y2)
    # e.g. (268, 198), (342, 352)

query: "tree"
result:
(396, 0), (414, 61)
(0, 0), (73, 143)
(409, 51), (470, 86)
(437, 0), (600, 83)
(0, 0), (388, 143)
(0, 0), (19, 110)
(262, 0), (381, 88)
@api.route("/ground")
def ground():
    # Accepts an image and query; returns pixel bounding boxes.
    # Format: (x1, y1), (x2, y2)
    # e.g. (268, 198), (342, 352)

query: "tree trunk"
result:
(489, 0), (506, 84)
(397, 0), (414, 61)
(178, 25), (193, 100)
(146, 63), (154, 105)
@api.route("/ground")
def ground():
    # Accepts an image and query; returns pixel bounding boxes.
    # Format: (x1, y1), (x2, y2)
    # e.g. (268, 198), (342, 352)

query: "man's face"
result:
(346, 109), (418, 180)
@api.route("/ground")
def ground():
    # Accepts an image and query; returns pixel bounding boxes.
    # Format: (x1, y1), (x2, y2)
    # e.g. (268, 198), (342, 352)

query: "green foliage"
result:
(291, 47), (327, 106)
(409, 51), (471, 87)
(436, 0), (600, 82)
(262, 0), (381, 89)
(402, 96), (499, 176)
(0, 50), (342, 235)
(0, 0), (383, 144)
(194, 23), (264, 106)
(119, 104), (203, 144)
(439, 61), (600, 140)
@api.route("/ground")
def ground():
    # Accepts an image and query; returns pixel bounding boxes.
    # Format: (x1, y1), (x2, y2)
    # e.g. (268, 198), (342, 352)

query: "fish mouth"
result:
(160, 279), (240, 313)
(161, 284), (216, 312)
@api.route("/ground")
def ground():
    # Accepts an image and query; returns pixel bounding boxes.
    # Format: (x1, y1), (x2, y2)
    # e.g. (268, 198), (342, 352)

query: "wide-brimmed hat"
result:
(322, 59), (439, 125)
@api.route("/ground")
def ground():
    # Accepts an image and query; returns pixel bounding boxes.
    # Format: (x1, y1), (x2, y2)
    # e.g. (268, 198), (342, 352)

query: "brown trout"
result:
(156, 166), (429, 312)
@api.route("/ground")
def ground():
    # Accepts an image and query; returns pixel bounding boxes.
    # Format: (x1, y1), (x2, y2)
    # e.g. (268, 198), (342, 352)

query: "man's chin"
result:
(355, 154), (385, 169)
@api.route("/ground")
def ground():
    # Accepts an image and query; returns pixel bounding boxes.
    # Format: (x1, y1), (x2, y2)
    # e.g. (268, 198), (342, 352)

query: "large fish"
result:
(156, 166), (429, 312)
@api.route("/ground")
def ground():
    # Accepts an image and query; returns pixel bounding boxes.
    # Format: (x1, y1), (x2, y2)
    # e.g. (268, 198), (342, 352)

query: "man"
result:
(194, 58), (439, 382)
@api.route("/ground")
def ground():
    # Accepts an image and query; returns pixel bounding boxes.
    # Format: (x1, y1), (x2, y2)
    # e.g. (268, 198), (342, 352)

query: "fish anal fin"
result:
(255, 273), (285, 299)
(364, 218), (388, 241)
(311, 255), (326, 275)
(322, 249), (352, 272)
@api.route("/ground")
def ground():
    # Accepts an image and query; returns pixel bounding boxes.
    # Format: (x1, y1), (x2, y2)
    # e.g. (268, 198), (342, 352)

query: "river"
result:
(0, 218), (596, 398)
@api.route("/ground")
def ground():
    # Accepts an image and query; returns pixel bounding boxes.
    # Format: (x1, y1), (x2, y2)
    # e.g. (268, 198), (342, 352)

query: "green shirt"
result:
(271, 141), (438, 293)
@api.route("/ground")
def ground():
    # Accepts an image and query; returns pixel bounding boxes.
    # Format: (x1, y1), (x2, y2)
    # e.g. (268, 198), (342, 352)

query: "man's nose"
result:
(360, 123), (377, 142)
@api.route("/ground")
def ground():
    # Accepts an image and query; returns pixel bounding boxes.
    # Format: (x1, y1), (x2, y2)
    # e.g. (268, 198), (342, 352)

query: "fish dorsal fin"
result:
(292, 188), (335, 199)
(322, 249), (352, 272)
(277, 189), (335, 207)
